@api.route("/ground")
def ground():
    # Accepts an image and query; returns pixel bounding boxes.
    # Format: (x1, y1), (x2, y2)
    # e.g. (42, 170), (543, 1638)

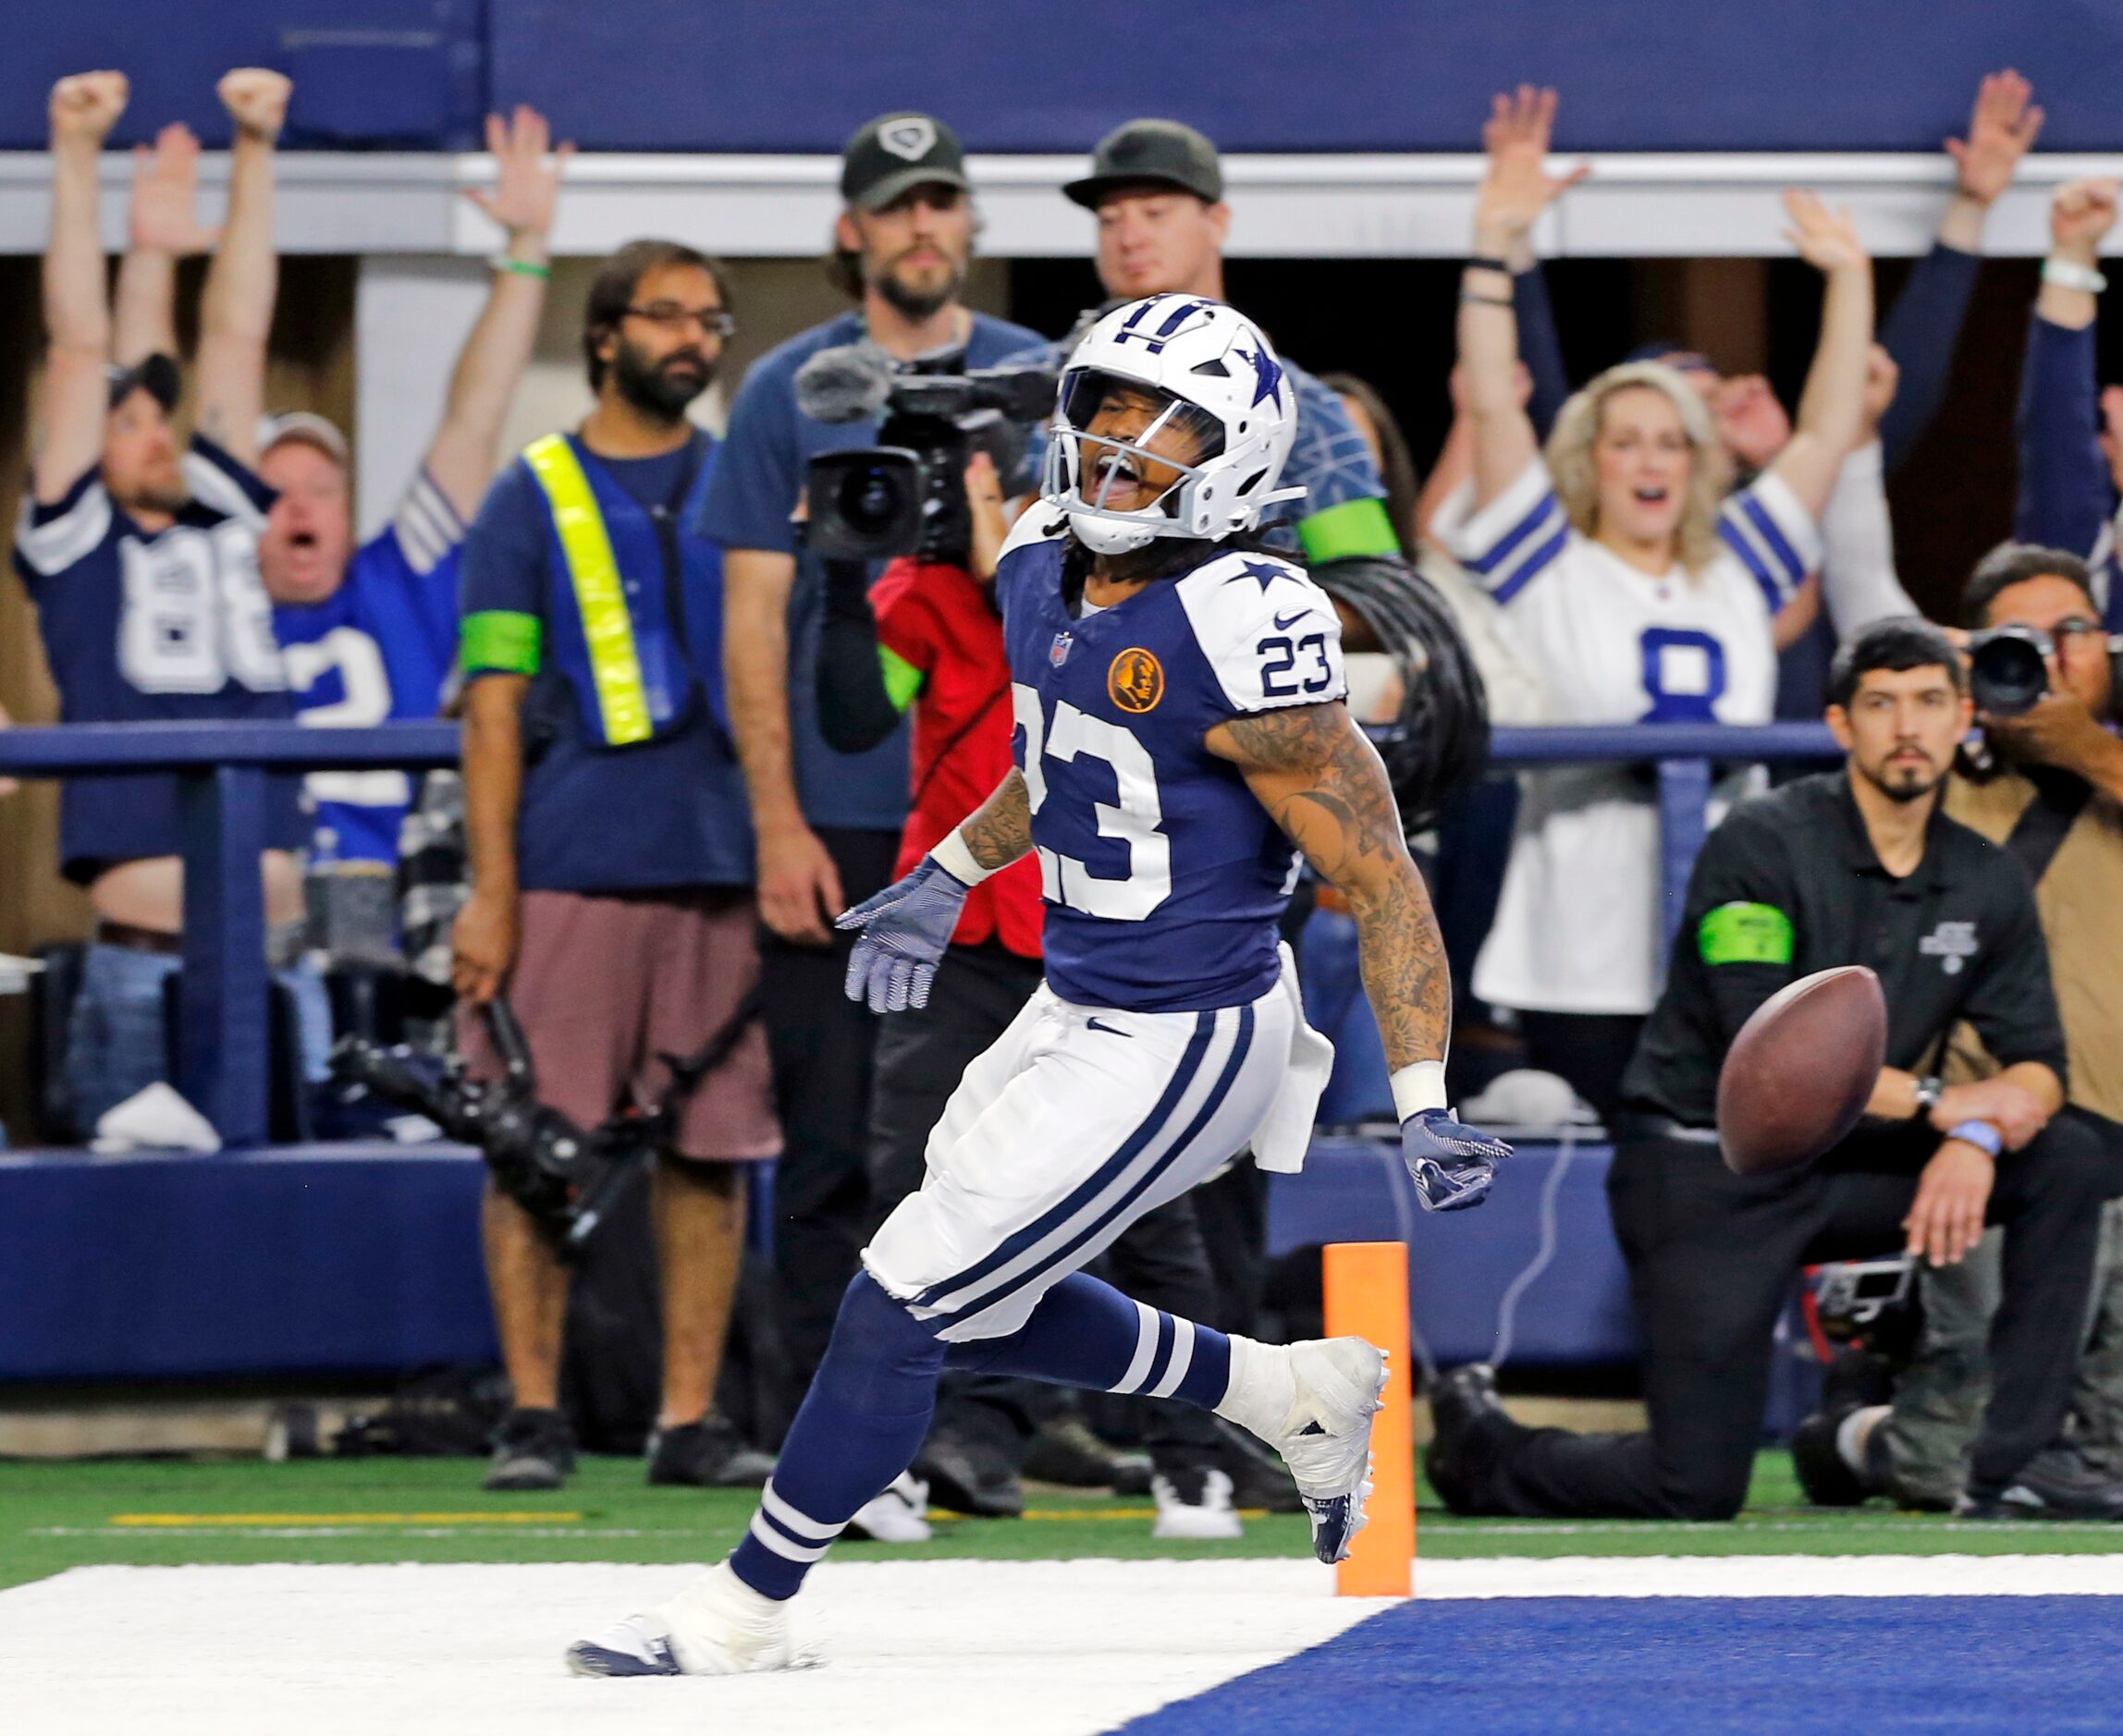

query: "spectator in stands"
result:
(451, 239), (778, 1492)
(2012, 178), (2123, 626)
(12, 69), (324, 1135)
(1797, 544), (2123, 1516)
(1434, 107), (1873, 1121)
(701, 113), (1041, 1428)
(1430, 620), (2123, 1522)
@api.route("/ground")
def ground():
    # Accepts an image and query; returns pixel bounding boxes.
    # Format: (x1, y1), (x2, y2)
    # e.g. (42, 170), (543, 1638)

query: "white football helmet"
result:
(1040, 294), (1303, 556)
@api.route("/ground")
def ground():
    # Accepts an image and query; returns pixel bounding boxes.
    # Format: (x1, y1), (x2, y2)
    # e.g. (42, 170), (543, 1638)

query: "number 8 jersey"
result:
(995, 514), (1346, 1012)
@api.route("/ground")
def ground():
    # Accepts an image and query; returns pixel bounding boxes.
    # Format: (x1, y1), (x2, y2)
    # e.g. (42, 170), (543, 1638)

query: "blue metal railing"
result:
(0, 719), (1844, 1144)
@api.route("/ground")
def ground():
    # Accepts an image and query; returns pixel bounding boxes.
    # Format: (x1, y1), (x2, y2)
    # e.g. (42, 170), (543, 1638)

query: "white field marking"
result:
(1417, 1554), (2123, 1598)
(0, 1559), (1380, 1736)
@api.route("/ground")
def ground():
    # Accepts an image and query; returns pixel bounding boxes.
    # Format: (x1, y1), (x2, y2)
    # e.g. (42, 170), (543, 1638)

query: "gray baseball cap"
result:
(1063, 118), (1223, 210)
(841, 112), (971, 213)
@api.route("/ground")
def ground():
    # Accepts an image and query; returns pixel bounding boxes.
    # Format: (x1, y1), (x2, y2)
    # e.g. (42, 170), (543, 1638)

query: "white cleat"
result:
(565, 1561), (815, 1677)
(844, 1471), (933, 1544)
(1150, 1466), (1245, 1541)
(1222, 1336), (1386, 1565)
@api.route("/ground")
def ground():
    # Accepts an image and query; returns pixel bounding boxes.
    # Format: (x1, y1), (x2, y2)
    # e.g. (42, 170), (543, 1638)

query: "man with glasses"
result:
(450, 240), (779, 1492)
(700, 114), (1040, 1481)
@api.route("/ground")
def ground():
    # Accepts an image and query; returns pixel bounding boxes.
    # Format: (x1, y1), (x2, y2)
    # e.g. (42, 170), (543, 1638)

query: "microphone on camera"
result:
(795, 342), (898, 425)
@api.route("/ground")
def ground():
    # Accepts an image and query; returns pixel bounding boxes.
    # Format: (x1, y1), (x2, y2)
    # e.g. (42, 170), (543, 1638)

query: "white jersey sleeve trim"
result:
(182, 449), (270, 532)
(997, 500), (1070, 565)
(1174, 551), (1347, 715)
(1816, 441), (1917, 642)
(1718, 468), (1822, 614)
(390, 470), (467, 576)
(1430, 458), (1568, 605)
(13, 479), (113, 577)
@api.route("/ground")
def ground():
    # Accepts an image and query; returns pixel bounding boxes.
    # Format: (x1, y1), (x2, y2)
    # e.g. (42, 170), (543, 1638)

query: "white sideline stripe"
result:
(745, 1511), (832, 1564)
(757, 1480), (841, 1543)
(1416, 1554), (2123, 1599)
(1147, 1316), (1195, 1400)
(1111, 1300), (1160, 1395)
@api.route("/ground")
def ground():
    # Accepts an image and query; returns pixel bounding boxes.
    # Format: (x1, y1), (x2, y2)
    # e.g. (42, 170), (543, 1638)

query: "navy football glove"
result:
(836, 856), (972, 1013)
(1401, 1108), (1514, 1212)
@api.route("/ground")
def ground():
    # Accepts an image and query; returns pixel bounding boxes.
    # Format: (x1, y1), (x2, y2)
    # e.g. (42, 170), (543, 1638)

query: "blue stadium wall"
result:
(5, 0), (2122, 153)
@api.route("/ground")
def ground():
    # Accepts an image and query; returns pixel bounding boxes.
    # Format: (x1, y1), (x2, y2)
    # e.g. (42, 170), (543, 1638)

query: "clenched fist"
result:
(49, 71), (129, 147)
(217, 67), (292, 141)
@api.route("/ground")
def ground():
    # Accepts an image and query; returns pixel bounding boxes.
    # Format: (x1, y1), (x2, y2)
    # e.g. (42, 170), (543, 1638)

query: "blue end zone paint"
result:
(1115, 1597), (2123, 1734)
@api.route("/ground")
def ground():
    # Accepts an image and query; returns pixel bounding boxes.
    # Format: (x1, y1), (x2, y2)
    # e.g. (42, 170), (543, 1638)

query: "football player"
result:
(566, 297), (1508, 1676)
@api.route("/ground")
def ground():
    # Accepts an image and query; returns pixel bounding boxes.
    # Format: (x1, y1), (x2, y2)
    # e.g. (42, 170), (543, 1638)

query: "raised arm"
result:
(35, 72), (129, 504)
(114, 124), (218, 367)
(2015, 178), (2118, 556)
(423, 107), (571, 522)
(1462, 87), (1587, 509)
(1761, 191), (1874, 520)
(194, 68), (289, 464)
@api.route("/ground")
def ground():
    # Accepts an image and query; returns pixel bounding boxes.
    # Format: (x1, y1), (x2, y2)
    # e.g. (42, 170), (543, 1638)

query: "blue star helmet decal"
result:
(1224, 558), (1293, 592)
(1234, 344), (1284, 410)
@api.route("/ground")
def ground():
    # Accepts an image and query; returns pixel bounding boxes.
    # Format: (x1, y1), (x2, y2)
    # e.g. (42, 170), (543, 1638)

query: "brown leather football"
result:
(1716, 965), (1887, 1177)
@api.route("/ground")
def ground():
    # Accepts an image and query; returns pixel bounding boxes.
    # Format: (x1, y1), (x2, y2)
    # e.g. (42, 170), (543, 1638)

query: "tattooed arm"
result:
(958, 767), (1034, 872)
(1205, 701), (1449, 1070)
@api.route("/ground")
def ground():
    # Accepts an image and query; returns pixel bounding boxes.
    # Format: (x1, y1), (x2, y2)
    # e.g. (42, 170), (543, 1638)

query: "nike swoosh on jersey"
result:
(1272, 610), (1311, 630)
(1086, 1018), (1134, 1037)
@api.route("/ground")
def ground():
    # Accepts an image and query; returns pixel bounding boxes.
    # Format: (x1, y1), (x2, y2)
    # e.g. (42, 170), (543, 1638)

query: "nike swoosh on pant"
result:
(1086, 1018), (1133, 1037)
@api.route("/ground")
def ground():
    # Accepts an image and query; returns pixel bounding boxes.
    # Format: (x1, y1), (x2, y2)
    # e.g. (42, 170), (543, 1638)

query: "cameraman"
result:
(451, 240), (778, 1492)
(1802, 546), (2123, 1514)
(701, 113), (1040, 1418)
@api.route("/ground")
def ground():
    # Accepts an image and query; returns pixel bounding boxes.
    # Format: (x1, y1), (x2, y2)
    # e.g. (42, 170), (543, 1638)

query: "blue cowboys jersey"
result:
(11, 436), (302, 880)
(273, 471), (464, 863)
(995, 515), (1347, 1012)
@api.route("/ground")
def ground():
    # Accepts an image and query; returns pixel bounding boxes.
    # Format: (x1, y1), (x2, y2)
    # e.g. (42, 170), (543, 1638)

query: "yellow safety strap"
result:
(522, 434), (653, 745)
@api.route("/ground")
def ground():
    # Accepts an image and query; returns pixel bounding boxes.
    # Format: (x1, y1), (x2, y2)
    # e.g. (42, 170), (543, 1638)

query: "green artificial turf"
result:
(4, 1450), (2121, 1594)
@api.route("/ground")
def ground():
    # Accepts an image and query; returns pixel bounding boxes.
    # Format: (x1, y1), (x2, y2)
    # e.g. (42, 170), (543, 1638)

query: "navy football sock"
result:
(946, 1271), (1231, 1411)
(729, 1274), (943, 1601)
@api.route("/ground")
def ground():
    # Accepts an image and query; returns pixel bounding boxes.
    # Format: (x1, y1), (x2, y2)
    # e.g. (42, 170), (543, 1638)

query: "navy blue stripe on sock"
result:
(913, 1010), (1217, 1311)
(1140, 1311), (1178, 1395)
(932, 1005), (1256, 1328)
(755, 1502), (817, 1552)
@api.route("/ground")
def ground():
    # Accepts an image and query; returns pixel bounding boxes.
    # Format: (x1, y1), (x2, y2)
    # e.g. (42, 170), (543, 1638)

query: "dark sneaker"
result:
(1956, 1448), (2123, 1522)
(1790, 1410), (1868, 1508)
(1025, 1416), (1152, 1495)
(1423, 1363), (1514, 1515)
(645, 1413), (775, 1488)
(915, 1429), (1024, 1518)
(484, 1406), (576, 1492)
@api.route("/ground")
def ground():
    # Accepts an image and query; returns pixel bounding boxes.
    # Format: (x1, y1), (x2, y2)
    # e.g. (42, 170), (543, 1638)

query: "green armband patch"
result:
(879, 644), (924, 712)
(460, 609), (543, 675)
(1699, 901), (1796, 966)
(1297, 496), (1401, 564)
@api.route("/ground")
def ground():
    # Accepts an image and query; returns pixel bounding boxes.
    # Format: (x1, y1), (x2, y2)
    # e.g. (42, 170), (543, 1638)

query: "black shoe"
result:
(916, 1429), (1025, 1518)
(1819, 1346), (1896, 1414)
(1790, 1410), (1867, 1508)
(1956, 1448), (2123, 1522)
(484, 1406), (576, 1492)
(1024, 1416), (1152, 1495)
(1423, 1363), (1512, 1515)
(645, 1413), (775, 1488)
(1213, 1417), (1305, 1513)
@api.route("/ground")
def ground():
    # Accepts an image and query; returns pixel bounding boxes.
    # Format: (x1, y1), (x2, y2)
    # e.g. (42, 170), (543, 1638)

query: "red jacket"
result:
(870, 557), (1043, 959)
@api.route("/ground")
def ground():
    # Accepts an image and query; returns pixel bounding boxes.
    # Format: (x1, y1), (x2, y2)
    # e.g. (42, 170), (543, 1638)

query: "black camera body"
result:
(797, 346), (1057, 565)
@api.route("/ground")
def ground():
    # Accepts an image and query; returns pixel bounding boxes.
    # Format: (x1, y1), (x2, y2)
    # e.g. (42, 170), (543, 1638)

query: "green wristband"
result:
(494, 255), (552, 281)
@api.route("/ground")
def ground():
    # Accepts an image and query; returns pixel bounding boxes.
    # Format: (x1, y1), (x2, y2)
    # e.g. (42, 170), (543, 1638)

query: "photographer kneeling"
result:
(1798, 545), (2123, 1515)
(450, 241), (779, 1492)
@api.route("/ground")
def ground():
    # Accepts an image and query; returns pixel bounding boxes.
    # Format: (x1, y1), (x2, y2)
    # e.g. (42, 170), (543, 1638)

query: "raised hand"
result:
(217, 67), (293, 142)
(49, 71), (129, 147)
(2050, 177), (2120, 261)
(835, 857), (973, 1012)
(129, 124), (221, 255)
(1474, 85), (1589, 254)
(1782, 189), (1869, 276)
(1947, 69), (2043, 207)
(1400, 1108), (1514, 1212)
(462, 105), (571, 241)
(1859, 344), (1900, 443)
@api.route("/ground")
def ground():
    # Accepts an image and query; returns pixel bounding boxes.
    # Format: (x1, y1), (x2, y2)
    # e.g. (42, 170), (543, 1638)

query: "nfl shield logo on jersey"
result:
(1049, 631), (1074, 668)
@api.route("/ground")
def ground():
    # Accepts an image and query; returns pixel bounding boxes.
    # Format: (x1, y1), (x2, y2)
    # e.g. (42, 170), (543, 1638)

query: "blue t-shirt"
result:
(274, 470), (463, 864)
(459, 434), (754, 894)
(996, 518), (1347, 1012)
(696, 309), (1047, 831)
(11, 436), (304, 882)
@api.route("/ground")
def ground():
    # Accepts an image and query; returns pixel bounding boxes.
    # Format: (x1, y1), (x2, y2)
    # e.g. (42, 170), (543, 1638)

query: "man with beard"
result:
(450, 241), (780, 1491)
(1427, 619), (2123, 1522)
(700, 114), (1040, 1455)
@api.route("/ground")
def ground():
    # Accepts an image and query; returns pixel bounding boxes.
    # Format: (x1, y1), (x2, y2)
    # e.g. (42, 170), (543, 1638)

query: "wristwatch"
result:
(1911, 1075), (1945, 1119)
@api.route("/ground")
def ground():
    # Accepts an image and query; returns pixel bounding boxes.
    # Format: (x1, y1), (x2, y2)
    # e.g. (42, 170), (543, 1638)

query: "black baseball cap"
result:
(106, 352), (180, 413)
(1063, 119), (1223, 210)
(841, 112), (970, 213)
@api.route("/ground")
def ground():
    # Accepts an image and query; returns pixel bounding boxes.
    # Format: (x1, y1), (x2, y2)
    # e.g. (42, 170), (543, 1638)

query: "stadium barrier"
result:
(0, 719), (1844, 1145)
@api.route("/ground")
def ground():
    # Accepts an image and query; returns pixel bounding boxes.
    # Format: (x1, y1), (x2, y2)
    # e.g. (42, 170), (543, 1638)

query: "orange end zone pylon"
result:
(1322, 1240), (1414, 1596)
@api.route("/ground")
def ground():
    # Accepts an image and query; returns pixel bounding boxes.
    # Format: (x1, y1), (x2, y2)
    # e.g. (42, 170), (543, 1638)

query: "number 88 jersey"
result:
(995, 516), (1346, 1012)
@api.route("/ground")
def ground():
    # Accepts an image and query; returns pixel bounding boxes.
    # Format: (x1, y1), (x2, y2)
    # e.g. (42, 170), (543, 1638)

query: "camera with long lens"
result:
(1967, 620), (2123, 717)
(795, 344), (1058, 564)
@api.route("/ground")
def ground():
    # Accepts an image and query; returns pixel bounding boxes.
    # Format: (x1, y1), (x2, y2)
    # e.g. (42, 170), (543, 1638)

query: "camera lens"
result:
(1970, 631), (2050, 716)
(837, 464), (903, 534)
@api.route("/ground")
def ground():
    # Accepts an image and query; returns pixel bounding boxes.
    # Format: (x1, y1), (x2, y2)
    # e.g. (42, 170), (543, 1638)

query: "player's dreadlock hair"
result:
(1310, 556), (1491, 835)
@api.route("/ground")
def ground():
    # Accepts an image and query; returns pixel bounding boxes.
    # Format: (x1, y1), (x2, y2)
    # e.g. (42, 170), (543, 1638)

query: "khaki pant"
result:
(1884, 1197), (2123, 1506)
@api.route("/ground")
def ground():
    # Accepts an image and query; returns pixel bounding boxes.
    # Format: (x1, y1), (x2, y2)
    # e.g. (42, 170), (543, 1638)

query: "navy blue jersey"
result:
(274, 470), (463, 863)
(12, 437), (302, 881)
(996, 518), (1346, 1012)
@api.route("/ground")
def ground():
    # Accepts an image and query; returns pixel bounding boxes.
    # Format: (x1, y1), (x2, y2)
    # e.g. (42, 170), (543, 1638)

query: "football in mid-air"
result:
(1716, 966), (1887, 1177)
